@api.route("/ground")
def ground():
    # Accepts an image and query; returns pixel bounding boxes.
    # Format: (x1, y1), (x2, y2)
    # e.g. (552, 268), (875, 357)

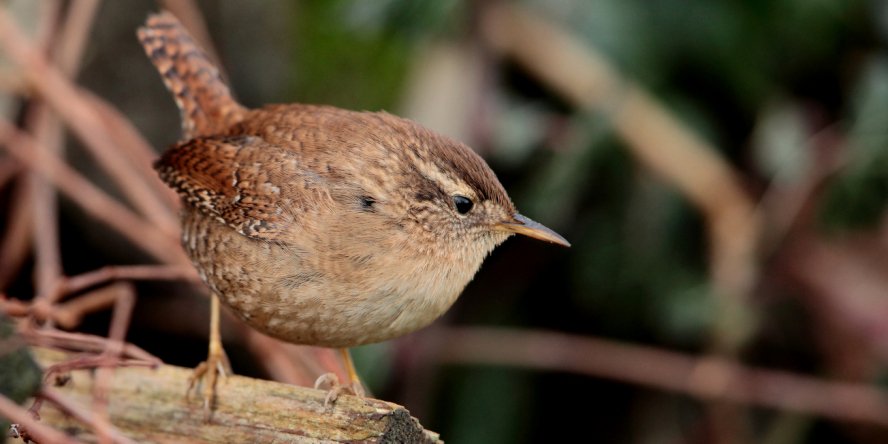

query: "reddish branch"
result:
(0, 183), (33, 288)
(40, 387), (138, 444)
(0, 118), (187, 265)
(0, 158), (19, 189)
(434, 327), (888, 427)
(89, 282), (136, 444)
(52, 0), (101, 76)
(37, 264), (199, 309)
(82, 91), (182, 209)
(0, 6), (180, 236)
(0, 393), (83, 444)
(52, 286), (134, 330)
(27, 0), (104, 297)
(18, 327), (160, 365)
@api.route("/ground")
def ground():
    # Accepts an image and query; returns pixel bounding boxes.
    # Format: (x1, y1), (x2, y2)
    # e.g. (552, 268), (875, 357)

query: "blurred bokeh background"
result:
(7, 0), (888, 443)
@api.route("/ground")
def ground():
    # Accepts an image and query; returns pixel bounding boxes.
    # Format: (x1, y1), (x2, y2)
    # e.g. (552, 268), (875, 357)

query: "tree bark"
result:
(33, 348), (441, 444)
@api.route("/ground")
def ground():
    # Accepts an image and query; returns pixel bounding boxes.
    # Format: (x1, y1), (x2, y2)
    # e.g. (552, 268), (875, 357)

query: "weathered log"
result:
(32, 348), (441, 443)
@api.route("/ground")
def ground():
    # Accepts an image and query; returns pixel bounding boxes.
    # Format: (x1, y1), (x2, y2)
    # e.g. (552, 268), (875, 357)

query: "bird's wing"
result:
(155, 135), (323, 240)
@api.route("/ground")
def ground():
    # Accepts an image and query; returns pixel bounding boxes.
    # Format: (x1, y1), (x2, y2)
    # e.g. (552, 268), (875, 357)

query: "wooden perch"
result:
(32, 348), (441, 444)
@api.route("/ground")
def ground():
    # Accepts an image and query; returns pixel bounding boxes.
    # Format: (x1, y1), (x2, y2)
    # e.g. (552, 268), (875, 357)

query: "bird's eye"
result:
(452, 196), (473, 215)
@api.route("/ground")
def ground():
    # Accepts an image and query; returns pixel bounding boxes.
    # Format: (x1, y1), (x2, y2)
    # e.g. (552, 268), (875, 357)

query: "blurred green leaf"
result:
(751, 99), (811, 184)
(290, 0), (413, 112)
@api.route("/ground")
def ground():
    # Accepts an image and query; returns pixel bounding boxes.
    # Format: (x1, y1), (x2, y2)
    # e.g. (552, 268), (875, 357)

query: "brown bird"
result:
(138, 11), (568, 417)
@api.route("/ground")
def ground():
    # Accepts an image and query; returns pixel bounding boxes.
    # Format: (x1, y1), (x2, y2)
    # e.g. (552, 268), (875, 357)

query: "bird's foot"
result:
(186, 343), (232, 422)
(314, 372), (365, 407)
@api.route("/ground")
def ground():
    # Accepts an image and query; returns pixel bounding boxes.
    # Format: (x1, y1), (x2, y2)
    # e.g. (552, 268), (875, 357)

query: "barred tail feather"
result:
(137, 11), (246, 139)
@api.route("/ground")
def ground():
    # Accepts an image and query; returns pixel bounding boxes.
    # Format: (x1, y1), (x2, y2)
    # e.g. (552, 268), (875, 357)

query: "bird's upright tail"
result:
(137, 11), (246, 140)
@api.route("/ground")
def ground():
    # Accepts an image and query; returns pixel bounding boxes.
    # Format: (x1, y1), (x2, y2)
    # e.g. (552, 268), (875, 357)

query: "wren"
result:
(138, 11), (568, 413)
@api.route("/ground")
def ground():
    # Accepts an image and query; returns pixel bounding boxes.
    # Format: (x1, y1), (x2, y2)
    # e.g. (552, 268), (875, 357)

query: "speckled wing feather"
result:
(155, 135), (316, 240)
(137, 11), (247, 139)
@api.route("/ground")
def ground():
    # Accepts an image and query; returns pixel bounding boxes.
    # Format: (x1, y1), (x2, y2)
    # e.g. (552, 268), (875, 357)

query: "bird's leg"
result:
(340, 348), (366, 397)
(313, 348), (366, 407)
(186, 294), (232, 422)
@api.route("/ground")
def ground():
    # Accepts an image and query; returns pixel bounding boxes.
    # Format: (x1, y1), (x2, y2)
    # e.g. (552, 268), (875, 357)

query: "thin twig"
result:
(40, 386), (138, 444)
(93, 282), (136, 444)
(26, 103), (65, 295)
(0, 118), (188, 265)
(33, 0), (63, 56)
(5, 275), (182, 332)
(42, 355), (158, 383)
(786, 236), (888, 361)
(81, 90), (181, 209)
(37, 265), (198, 309)
(3, 287), (119, 330)
(434, 327), (888, 427)
(0, 392), (83, 444)
(0, 67), (28, 95)
(0, 155), (19, 189)
(22, 0), (78, 296)
(0, 180), (33, 289)
(26, 0), (105, 295)
(0, 294), (29, 317)
(53, 0), (102, 77)
(52, 285), (133, 330)
(19, 327), (160, 365)
(0, 6), (180, 236)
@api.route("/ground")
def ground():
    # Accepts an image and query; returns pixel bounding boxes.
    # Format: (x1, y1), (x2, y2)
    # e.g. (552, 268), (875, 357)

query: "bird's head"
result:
(347, 112), (569, 262)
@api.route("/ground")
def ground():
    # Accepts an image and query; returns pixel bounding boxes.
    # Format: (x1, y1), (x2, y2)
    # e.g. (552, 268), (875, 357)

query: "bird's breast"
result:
(180, 208), (481, 348)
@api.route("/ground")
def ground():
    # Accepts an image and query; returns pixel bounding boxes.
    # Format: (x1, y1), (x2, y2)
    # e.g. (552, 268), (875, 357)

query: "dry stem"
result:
(0, 118), (187, 265)
(0, 6), (180, 236)
(40, 387), (138, 444)
(435, 327), (888, 427)
(0, 392), (83, 444)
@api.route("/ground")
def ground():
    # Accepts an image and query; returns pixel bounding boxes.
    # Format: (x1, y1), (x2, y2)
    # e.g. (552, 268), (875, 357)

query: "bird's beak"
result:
(493, 214), (570, 247)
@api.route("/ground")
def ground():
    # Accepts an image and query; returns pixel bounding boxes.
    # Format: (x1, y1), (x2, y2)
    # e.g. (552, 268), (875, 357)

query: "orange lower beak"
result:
(493, 214), (570, 247)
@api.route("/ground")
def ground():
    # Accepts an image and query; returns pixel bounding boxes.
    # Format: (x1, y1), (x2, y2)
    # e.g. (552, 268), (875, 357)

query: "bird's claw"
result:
(186, 346), (232, 422)
(314, 372), (365, 407)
